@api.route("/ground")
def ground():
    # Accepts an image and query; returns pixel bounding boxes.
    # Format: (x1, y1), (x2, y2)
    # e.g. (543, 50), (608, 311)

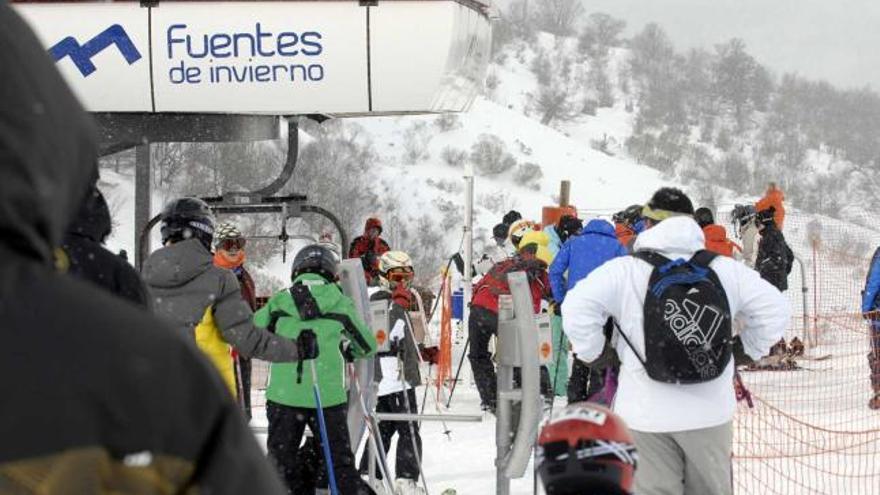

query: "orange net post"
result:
(436, 270), (454, 398)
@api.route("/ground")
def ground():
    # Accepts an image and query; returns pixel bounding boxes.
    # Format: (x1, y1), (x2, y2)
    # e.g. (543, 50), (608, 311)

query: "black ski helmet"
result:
(492, 223), (510, 243)
(159, 197), (215, 250)
(557, 215), (583, 243)
(694, 207), (715, 229)
(291, 244), (339, 281)
(756, 206), (776, 226)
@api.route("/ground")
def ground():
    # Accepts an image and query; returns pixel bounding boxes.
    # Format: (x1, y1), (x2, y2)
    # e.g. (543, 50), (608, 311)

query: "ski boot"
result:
(769, 338), (788, 357)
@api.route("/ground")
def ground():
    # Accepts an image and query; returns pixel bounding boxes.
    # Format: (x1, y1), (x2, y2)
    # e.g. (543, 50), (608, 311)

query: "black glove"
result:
(296, 329), (319, 360)
(732, 335), (753, 366)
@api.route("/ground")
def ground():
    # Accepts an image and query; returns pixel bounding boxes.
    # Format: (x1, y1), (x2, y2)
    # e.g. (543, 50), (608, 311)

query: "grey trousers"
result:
(631, 421), (733, 495)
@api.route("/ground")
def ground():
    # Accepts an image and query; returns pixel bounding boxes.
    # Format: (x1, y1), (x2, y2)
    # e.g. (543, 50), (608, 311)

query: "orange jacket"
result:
(615, 223), (636, 249)
(703, 224), (741, 258)
(755, 187), (785, 230)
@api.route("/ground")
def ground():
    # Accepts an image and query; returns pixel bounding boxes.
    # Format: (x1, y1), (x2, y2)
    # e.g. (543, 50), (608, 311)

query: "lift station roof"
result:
(13, 1), (492, 116)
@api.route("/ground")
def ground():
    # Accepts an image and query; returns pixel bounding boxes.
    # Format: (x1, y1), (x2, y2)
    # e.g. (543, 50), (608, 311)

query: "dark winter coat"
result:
(144, 239), (301, 362)
(62, 187), (149, 308)
(756, 222), (790, 291)
(348, 218), (390, 284)
(549, 219), (628, 303)
(0, 6), (286, 494)
(371, 290), (422, 388)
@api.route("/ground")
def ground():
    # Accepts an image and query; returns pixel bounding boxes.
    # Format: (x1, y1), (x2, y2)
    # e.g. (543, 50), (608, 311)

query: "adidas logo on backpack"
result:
(621, 250), (733, 384)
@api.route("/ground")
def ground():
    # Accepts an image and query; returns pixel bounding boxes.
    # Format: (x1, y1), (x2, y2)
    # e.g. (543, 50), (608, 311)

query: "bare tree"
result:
(535, 0), (585, 36)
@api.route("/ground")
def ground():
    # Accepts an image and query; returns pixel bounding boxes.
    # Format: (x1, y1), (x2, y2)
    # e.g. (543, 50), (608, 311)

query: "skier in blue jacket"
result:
(549, 219), (628, 404)
(862, 246), (880, 409)
(550, 219), (629, 303)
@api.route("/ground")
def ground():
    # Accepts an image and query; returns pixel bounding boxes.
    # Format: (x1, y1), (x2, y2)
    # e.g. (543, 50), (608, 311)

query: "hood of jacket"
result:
(0, 7), (98, 264)
(364, 217), (383, 235)
(66, 187), (112, 243)
(143, 239), (214, 289)
(582, 219), (617, 238)
(633, 216), (705, 259)
(702, 224), (728, 242)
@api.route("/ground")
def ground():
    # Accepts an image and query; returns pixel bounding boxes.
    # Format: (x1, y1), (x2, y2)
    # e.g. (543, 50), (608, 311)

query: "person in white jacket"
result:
(562, 187), (790, 495)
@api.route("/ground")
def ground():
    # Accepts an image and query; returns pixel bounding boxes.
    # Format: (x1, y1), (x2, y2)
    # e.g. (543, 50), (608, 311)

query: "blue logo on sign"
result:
(49, 25), (142, 77)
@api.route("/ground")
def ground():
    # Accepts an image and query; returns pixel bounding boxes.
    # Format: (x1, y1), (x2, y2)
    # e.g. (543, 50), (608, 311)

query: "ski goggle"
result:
(218, 238), (246, 252)
(384, 266), (414, 283)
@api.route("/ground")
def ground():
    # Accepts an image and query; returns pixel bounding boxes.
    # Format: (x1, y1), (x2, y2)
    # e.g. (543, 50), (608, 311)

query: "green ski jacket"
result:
(255, 273), (377, 408)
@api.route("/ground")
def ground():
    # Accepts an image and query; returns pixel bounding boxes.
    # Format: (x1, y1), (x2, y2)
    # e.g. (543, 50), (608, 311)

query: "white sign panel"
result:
(370, 1), (490, 113)
(14, 3), (152, 112)
(15, 1), (489, 115)
(151, 2), (369, 114)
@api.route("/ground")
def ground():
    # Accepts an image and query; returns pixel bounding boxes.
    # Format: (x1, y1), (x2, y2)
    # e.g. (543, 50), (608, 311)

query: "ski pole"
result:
(402, 310), (452, 438)
(445, 337), (470, 408)
(309, 360), (339, 495)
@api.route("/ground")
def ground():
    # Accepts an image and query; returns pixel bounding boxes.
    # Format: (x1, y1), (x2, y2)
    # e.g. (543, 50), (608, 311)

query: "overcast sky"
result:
(510, 0), (880, 90)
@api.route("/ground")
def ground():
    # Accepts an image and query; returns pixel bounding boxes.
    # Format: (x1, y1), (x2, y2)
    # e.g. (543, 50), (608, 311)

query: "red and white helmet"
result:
(537, 403), (638, 495)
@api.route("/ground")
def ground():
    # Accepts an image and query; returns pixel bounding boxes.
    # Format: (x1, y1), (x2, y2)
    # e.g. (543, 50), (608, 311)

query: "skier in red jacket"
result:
(348, 217), (391, 285)
(469, 242), (552, 412)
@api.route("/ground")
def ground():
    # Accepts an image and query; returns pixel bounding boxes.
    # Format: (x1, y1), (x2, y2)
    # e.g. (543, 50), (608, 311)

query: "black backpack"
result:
(621, 250), (733, 384)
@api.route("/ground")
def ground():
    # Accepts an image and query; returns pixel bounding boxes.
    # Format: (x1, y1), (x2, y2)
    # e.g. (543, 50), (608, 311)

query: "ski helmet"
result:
(755, 206), (776, 227)
(378, 250), (414, 289)
(642, 187), (694, 222)
(291, 244), (339, 281)
(557, 215), (583, 243)
(214, 222), (246, 251)
(613, 205), (643, 227)
(492, 223), (510, 244)
(502, 210), (522, 226)
(508, 220), (537, 249)
(159, 197), (215, 251)
(694, 207), (715, 229)
(730, 204), (756, 229)
(537, 403), (638, 495)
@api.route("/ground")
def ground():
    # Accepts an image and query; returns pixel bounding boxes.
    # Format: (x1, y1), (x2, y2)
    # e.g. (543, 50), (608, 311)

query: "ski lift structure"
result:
(13, 3), (543, 493)
(14, 0), (493, 268)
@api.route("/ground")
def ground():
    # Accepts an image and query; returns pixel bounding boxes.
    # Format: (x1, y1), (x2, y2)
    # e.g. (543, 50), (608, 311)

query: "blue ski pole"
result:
(310, 359), (339, 495)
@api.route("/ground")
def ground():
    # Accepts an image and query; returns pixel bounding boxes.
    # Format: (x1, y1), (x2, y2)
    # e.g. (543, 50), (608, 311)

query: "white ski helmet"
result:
(508, 219), (537, 248)
(378, 250), (414, 289)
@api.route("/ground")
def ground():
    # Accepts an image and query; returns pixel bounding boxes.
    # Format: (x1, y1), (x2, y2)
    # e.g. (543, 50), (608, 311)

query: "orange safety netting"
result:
(720, 209), (880, 495)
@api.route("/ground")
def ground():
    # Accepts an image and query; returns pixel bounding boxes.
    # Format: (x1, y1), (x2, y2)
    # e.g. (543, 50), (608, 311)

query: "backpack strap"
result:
(689, 249), (719, 268)
(632, 250), (670, 268)
(612, 319), (648, 368)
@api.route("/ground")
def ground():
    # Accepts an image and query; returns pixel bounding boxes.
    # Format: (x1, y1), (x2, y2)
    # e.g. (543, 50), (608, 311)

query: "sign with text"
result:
(15, 1), (489, 115)
(151, 2), (369, 113)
